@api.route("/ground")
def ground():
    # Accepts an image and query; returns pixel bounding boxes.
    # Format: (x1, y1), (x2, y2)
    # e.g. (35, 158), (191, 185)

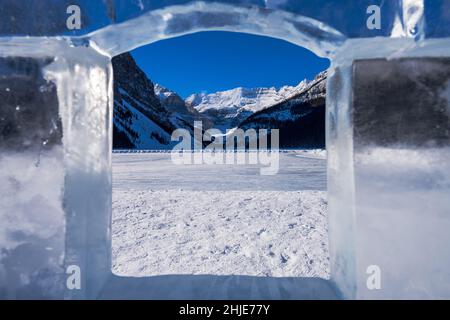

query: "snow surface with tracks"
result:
(112, 151), (329, 279)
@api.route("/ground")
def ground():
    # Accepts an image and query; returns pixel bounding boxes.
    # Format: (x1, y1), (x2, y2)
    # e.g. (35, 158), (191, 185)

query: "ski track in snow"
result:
(112, 152), (329, 279)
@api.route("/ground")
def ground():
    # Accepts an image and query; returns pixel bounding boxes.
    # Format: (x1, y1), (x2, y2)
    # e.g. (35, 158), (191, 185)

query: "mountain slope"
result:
(155, 84), (213, 131)
(112, 53), (176, 149)
(238, 71), (327, 148)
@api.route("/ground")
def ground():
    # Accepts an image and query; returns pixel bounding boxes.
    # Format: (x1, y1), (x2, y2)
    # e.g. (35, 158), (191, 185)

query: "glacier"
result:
(0, 0), (449, 300)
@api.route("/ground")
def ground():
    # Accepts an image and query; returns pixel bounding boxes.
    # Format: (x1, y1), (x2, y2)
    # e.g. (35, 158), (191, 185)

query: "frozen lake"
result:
(112, 151), (327, 191)
(112, 151), (329, 279)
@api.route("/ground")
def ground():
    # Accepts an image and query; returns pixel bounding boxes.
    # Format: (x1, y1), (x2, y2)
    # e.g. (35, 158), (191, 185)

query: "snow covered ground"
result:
(112, 151), (329, 279)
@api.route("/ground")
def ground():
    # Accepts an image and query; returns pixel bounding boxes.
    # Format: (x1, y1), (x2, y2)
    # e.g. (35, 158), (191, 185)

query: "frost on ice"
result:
(327, 57), (450, 299)
(0, 57), (65, 299)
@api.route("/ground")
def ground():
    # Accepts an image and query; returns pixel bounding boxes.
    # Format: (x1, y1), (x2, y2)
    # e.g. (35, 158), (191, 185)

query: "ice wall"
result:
(0, 0), (449, 300)
(0, 39), (113, 299)
(3, 0), (447, 40)
(326, 64), (356, 299)
(327, 39), (450, 299)
(0, 56), (65, 299)
(352, 57), (450, 299)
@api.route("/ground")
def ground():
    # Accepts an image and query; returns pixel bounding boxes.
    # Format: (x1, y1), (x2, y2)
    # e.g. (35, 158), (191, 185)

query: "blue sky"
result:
(131, 31), (330, 98)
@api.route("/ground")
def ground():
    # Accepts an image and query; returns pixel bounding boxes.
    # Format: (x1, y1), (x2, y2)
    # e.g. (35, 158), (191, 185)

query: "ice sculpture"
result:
(350, 57), (450, 299)
(0, 39), (112, 299)
(328, 41), (450, 299)
(0, 56), (65, 299)
(0, 0), (449, 299)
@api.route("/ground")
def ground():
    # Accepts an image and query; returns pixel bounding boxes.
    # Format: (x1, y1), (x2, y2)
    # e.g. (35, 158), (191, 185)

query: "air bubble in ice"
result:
(39, 84), (52, 93)
(409, 27), (418, 36)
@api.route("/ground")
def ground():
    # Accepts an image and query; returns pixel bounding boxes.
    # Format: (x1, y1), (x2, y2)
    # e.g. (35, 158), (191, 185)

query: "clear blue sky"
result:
(131, 31), (330, 98)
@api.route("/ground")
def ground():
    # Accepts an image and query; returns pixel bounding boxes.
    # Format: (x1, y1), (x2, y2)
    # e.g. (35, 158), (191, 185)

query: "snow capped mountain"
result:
(154, 84), (213, 130)
(186, 82), (308, 113)
(112, 52), (326, 150)
(186, 81), (309, 131)
(154, 83), (185, 109)
(112, 53), (210, 150)
(239, 71), (327, 148)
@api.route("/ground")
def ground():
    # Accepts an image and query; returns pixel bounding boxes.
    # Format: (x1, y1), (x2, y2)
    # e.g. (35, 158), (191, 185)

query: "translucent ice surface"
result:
(0, 149), (65, 299)
(328, 53), (450, 299)
(0, 57), (65, 299)
(1, 0), (448, 40)
(352, 58), (450, 299)
(0, 40), (112, 299)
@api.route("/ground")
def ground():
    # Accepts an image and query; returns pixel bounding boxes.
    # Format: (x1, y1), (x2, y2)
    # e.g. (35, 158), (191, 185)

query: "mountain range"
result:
(112, 52), (326, 150)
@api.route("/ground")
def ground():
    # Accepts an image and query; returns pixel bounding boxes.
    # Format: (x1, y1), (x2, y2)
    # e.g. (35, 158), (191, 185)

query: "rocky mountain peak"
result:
(112, 53), (163, 113)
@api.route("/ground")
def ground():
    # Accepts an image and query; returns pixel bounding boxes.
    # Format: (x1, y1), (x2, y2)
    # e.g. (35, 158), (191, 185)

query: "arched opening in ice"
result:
(110, 31), (331, 279)
(96, 10), (343, 296)
(3, 0), (449, 300)
(1, 2), (342, 300)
